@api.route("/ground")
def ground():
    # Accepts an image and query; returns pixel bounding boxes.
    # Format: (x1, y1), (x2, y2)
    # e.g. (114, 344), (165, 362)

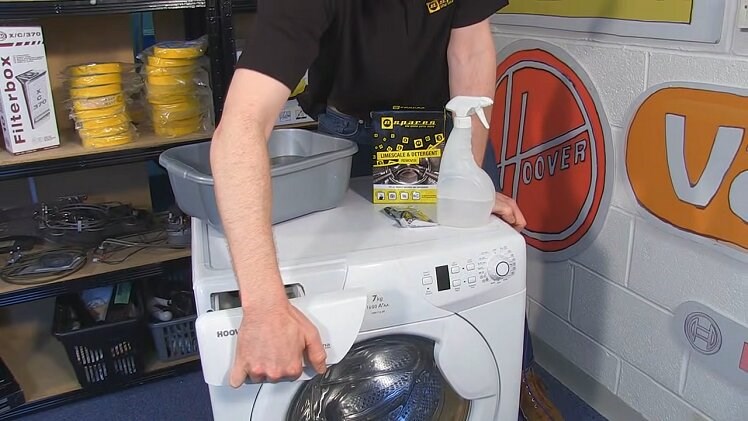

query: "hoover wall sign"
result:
(625, 83), (748, 262)
(490, 40), (613, 261)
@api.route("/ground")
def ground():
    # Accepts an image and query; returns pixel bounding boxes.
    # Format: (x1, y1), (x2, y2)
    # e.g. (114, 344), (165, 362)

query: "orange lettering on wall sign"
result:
(626, 84), (748, 255)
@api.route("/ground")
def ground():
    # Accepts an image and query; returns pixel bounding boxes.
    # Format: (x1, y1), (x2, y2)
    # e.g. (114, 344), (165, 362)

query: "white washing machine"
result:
(191, 179), (527, 421)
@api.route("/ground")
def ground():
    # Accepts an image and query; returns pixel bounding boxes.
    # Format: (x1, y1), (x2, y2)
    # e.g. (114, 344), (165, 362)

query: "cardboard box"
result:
(236, 44), (314, 127)
(0, 25), (60, 155)
(275, 98), (314, 127)
(371, 108), (447, 204)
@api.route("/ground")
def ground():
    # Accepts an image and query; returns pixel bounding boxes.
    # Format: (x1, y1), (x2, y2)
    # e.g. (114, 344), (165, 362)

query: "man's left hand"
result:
(492, 193), (526, 231)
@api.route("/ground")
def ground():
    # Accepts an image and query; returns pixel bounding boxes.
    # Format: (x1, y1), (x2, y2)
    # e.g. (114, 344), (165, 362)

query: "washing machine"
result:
(191, 178), (527, 421)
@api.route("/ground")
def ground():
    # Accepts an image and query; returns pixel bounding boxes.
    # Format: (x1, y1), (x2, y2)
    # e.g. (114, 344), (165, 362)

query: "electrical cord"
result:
(0, 208), (189, 284)
(93, 229), (188, 265)
(0, 248), (88, 285)
(37, 202), (130, 233)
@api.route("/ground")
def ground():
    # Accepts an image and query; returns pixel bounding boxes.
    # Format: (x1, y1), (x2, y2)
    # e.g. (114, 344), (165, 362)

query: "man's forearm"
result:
(212, 124), (287, 308)
(447, 19), (496, 165)
(210, 70), (292, 312)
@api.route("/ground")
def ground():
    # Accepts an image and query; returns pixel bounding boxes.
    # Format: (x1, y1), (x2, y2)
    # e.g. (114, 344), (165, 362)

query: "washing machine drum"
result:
(287, 335), (470, 421)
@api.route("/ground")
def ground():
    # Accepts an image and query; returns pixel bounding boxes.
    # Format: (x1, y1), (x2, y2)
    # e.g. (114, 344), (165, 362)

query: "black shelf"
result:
(0, 0), (207, 19)
(0, 136), (209, 182)
(232, 0), (257, 13)
(0, 358), (201, 420)
(0, 256), (190, 308)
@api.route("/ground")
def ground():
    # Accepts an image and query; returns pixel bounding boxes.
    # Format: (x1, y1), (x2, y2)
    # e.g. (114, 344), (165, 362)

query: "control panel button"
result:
(468, 276), (477, 285)
(452, 279), (461, 287)
(422, 276), (433, 286)
(451, 266), (460, 274)
(497, 262), (510, 277)
(466, 263), (476, 271)
(486, 252), (516, 281)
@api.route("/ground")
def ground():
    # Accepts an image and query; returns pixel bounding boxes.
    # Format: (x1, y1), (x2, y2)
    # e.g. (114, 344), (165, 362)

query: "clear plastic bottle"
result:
(436, 96), (496, 228)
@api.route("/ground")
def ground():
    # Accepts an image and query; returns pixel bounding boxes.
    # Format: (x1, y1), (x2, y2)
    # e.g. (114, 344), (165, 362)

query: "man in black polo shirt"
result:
(210, 1), (563, 419)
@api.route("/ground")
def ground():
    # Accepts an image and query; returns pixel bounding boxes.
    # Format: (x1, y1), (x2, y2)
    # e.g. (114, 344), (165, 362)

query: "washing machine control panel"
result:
(419, 244), (521, 311)
(421, 246), (516, 291)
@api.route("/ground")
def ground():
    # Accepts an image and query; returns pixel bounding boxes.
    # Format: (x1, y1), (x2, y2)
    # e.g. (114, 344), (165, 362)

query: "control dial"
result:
(486, 250), (516, 282)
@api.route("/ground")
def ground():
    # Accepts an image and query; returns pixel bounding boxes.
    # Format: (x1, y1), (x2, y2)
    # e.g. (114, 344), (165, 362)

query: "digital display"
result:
(436, 265), (450, 291)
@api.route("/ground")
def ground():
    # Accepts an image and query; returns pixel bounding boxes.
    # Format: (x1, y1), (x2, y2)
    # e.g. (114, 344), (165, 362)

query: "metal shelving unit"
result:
(0, 1), (237, 418)
(0, 133), (209, 182)
(0, 254), (191, 308)
(0, 0), (206, 18)
(232, 0), (257, 13)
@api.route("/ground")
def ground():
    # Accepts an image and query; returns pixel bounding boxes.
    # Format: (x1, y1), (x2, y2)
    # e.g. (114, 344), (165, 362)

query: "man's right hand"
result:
(229, 297), (328, 387)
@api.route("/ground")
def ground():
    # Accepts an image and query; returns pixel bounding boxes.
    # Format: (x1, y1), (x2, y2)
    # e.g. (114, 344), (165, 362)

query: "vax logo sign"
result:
(491, 40), (613, 261)
(626, 83), (747, 260)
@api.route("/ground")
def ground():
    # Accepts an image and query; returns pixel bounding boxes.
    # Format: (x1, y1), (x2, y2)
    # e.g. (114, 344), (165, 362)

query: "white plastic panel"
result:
(195, 289), (367, 386)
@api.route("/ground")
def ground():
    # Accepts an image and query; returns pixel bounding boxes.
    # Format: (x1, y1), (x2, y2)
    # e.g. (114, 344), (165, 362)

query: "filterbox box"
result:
(0, 25), (60, 155)
(371, 108), (447, 204)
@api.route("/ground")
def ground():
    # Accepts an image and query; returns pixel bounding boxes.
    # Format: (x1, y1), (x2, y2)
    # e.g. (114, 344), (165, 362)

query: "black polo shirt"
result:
(237, 0), (507, 120)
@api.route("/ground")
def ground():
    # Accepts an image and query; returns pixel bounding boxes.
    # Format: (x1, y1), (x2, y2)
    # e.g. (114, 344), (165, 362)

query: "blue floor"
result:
(21, 365), (606, 420)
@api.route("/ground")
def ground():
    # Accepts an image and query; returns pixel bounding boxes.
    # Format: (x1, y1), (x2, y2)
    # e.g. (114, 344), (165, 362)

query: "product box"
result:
(0, 25), (60, 155)
(276, 98), (314, 127)
(371, 108), (447, 204)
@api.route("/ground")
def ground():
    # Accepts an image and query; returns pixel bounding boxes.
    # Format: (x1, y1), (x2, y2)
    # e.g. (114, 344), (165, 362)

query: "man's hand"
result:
(493, 192), (526, 232)
(230, 300), (327, 387)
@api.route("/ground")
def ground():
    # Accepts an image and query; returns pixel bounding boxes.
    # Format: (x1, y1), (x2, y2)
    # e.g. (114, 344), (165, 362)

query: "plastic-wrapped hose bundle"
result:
(63, 62), (142, 148)
(137, 36), (215, 138)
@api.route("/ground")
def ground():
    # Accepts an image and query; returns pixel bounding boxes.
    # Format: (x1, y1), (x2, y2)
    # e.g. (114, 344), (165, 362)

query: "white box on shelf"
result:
(0, 25), (60, 155)
(276, 98), (314, 127)
(236, 44), (314, 127)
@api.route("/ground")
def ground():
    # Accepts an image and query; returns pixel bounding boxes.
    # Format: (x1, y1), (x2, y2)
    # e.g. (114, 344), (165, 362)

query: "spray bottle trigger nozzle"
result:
(475, 107), (489, 129)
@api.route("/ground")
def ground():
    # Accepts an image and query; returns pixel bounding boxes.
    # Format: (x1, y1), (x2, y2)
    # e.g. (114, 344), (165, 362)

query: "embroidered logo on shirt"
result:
(426, 0), (454, 14)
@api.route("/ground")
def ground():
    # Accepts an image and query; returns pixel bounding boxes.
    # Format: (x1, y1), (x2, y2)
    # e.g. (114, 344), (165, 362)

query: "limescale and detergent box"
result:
(0, 25), (59, 155)
(371, 108), (447, 204)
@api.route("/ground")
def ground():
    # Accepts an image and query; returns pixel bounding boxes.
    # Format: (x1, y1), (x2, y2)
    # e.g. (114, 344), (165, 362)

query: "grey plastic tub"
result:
(159, 128), (358, 230)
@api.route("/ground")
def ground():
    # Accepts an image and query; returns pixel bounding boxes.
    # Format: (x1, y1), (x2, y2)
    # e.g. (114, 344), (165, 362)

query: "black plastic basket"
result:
(148, 315), (199, 362)
(0, 359), (24, 415)
(52, 287), (146, 389)
(0, 389), (24, 415)
(143, 268), (198, 362)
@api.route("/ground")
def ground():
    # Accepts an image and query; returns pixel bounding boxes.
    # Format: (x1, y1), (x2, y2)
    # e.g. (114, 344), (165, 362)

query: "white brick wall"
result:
(629, 219), (748, 325)
(570, 266), (684, 392)
(608, 127), (639, 214)
(526, 254), (573, 319)
(527, 299), (621, 392)
(574, 209), (633, 286)
(617, 362), (709, 421)
(683, 358), (748, 421)
(492, 2), (748, 420)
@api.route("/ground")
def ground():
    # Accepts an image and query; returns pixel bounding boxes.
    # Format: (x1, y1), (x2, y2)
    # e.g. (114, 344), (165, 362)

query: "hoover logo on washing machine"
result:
(216, 328), (239, 338)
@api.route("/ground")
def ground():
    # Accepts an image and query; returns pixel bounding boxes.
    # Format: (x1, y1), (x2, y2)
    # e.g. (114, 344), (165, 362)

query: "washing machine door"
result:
(250, 314), (500, 421)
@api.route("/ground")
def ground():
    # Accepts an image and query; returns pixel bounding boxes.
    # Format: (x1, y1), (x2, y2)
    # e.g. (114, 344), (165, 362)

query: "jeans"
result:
(316, 107), (535, 372)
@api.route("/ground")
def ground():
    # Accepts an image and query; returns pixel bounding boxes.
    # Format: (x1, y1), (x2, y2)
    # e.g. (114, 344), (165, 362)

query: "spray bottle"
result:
(436, 96), (495, 228)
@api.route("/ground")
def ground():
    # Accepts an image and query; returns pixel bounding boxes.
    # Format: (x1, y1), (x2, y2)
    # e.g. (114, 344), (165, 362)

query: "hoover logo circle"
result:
(490, 40), (613, 260)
